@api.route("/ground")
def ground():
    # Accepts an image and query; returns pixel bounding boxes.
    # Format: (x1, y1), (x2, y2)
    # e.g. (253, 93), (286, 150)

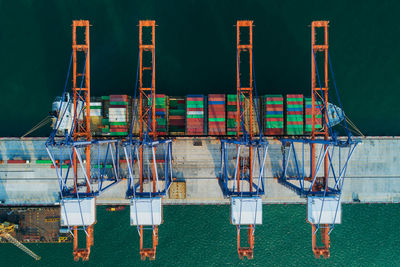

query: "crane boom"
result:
(1, 233), (41, 261)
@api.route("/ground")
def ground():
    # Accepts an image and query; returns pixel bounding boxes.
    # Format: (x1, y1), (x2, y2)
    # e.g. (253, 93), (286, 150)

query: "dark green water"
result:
(1, 0), (399, 265)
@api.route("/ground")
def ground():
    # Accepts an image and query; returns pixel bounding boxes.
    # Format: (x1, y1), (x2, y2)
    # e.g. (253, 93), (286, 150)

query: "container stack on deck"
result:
(186, 95), (205, 135)
(286, 94), (304, 135)
(208, 94), (226, 135)
(130, 98), (140, 136)
(305, 97), (323, 133)
(101, 96), (110, 135)
(226, 94), (237, 135)
(90, 100), (103, 135)
(154, 94), (168, 135)
(108, 95), (129, 136)
(168, 97), (186, 135)
(57, 93), (328, 138)
(263, 95), (284, 135)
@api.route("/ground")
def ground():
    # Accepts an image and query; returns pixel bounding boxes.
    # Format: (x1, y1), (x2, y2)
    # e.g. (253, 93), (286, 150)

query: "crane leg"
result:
(139, 225), (158, 261)
(237, 225), (254, 260)
(311, 224), (330, 259)
(73, 225), (93, 261)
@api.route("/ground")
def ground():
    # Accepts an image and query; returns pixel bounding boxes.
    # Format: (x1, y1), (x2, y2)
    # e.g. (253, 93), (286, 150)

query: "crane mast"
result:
(71, 20), (93, 261)
(278, 20), (359, 259)
(310, 20), (330, 258)
(220, 20), (268, 260)
(123, 20), (173, 261)
(138, 19), (158, 260)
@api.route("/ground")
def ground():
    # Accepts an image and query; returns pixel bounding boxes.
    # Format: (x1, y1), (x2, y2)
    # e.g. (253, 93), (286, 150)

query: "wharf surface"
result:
(0, 137), (399, 206)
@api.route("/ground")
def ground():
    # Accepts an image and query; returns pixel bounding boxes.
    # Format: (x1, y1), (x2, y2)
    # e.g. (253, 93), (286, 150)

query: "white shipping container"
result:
(90, 110), (102, 116)
(109, 116), (127, 122)
(90, 102), (102, 107)
(109, 108), (126, 113)
(187, 111), (204, 115)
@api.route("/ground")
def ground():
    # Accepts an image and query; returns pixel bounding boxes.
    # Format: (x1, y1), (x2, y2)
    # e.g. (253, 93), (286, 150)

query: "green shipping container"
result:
(36, 160), (53, 164)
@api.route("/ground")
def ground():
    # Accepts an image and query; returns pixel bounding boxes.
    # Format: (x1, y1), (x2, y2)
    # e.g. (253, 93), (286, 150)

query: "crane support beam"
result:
(310, 20), (330, 258)
(71, 19), (93, 262)
(124, 20), (174, 261)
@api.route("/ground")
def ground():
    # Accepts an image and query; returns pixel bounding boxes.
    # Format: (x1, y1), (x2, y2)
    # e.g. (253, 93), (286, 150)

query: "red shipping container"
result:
(208, 104), (225, 109)
(186, 108), (204, 111)
(7, 159), (27, 164)
(209, 94), (225, 99)
(208, 111), (225, 116)
(187, 97), (203, 101)
(265, 128), (284, 135)
(287, 101), (303, 106)
(287, 94), (303, 98)
(287, 121), (303, 125)
(110, 125), (128, 129)
(266, 97), (283, 101)
(266, 104), (283, 109)
(267, 118), (284, 122)
(287, 111), (303, 115)
(177, 100), (185, 104)
(227, 101), (237, 105)
(169, 115), (185, 120)
(170, 120), (185, 126)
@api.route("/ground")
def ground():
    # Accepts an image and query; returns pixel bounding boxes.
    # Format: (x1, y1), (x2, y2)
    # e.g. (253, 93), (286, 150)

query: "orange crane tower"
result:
(236, 20), (255, 259)
(138, 20), (158, 260)
(71, 19), (93, 261)
(310, 20), (330, 258)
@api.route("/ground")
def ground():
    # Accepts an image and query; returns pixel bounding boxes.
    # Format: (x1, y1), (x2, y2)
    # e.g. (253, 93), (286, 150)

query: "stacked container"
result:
(101, 96), (110, 135)
(286, 94), (304, 135)
(154, 94), (168, 135)
(130, 98), (140, 136)
(305, 97), (323, 133)
(226, 94), (237, 135)
(186, 95), (205, 135)
(168, 97), (186, 135)
(208, 94), (226, 135)
(263, 95), (284, 135)
(89, 100), (103, 135)
(246, 97), (260, 136)
(109, 95), (129, 136)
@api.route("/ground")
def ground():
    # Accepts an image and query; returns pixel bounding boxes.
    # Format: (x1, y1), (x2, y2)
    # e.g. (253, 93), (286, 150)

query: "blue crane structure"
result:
(278, 21), (360, 258)
(45, 20), (121, 261)
(122, 20), (173, 261)
(220, 20), (268, 260)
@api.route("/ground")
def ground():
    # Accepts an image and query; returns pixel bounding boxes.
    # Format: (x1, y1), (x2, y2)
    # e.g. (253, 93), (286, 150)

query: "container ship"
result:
(50, 93), (341, 138)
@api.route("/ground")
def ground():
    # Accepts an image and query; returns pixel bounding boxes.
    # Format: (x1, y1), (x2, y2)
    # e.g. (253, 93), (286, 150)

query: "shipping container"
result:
(208, 94), (226, 135)
(286, 94), (304, 135)
(109, 95), (129, 137)
(186, 95), (205, 135)
(168, 97), (186, 135)
(304, 97), (323, 133)
(263, 95), (284, 135)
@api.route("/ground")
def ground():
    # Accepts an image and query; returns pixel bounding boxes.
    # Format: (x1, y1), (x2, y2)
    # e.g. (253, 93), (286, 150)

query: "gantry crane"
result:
(46, 20), (121, 261)
(220, 20), (268, 260)
(278, 21), (360, 258)
(0, 222), (41, 260)
(123, 20), (173, 261)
